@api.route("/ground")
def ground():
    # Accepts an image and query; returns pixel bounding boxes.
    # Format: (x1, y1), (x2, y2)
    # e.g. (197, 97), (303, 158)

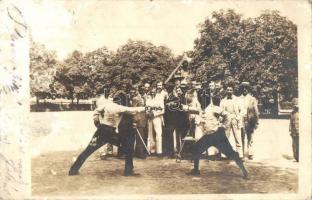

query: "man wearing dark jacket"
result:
(129, 87), (148, 159)
(163, 84), (190, 157)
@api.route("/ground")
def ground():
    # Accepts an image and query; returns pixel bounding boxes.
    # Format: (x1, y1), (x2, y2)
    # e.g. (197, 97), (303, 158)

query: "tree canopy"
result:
(29, 41), (58, 102)
(191, 9), (297, 101)
(30, 9), (298, 106)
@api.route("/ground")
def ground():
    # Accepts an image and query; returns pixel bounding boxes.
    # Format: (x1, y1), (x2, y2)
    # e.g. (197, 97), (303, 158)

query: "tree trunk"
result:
(36, 96), (39, 105)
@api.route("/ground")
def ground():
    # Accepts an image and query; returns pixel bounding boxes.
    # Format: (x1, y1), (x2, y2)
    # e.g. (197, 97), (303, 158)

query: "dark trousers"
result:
(292, 135), (299, 162)
(192, 127), (247, 173)
(134, 126), (148, 159)
(69, 124), (135, 174)
(163, 123), (188, 156)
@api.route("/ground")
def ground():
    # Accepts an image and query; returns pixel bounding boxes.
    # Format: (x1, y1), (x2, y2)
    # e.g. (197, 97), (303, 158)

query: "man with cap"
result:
(68, 96), (148, 176)
(239, 81), (259, 160)
(179, 80), (189, 96)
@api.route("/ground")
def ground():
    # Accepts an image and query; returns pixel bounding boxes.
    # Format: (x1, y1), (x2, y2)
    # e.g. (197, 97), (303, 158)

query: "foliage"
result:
(30, 10), (297, 106)
(112, 40), (176, 88)
(191, 9), (297, 101)
(29, 41), (57, 102)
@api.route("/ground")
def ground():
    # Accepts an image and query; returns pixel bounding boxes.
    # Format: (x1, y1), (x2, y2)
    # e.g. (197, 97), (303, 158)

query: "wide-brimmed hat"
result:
(144, 83), (150, 88)
(240, 82), (251, 91)
(240, 81), (250, 87)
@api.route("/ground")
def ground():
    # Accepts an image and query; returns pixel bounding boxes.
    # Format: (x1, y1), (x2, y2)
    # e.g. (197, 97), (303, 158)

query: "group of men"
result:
(68, 77), (259, 179)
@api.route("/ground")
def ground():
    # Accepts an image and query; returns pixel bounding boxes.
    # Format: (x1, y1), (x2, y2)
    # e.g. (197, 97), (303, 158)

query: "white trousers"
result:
(147, 117), (163, 154)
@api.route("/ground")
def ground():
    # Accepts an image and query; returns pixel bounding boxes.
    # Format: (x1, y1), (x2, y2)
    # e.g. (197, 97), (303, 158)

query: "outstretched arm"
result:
(181, 105), (201, 115)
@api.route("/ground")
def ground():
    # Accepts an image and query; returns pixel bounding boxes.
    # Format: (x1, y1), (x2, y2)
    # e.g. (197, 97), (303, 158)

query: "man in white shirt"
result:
(146, 87), (165, 156)
(68, 97), (147, 176)
(239, 82), (259, 160)
(185, 95), (248, 179)
(220, 85), (243, 158)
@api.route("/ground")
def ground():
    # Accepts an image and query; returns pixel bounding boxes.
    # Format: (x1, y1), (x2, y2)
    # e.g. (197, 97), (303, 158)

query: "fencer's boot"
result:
(186, 158), (200, 176)
(68, 159), (82, 176)
(68, 165), (80, 176)
(233, 152), (249, 179)
(124, 167), (140, 176)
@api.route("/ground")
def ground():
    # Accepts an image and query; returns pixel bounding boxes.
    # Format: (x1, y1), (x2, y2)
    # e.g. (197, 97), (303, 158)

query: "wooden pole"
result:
(164, 54), (187, 84)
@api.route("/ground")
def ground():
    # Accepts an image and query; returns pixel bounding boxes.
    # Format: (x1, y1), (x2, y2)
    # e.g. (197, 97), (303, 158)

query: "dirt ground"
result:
(30, 111), (298, 196)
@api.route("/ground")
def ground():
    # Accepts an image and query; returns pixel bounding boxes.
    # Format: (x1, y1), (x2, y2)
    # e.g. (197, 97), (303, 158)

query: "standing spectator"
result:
(220, 84), (243, 158)
(197, 80), (211, 110)
(129, 87), (148, 159)
(289, 97), (299, 162)
(140, 83), (151, 104)
(174, 86), (191, 153)
(163, 82), (180, 157)
(113, 89), (129, 158)
(155, 81), (168, 102)
(146, 87), (165, 156)
(163, 84), (190, 157)
(185, 81), (202, 139)
(239, 82), (259, 160)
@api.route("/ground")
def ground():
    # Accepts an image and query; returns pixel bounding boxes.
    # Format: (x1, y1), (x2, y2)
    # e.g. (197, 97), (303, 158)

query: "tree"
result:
(86, 47), (115, 95)
(191, 9), (297, 103)
(54, 50), (91, 103)
(111, 40), (176, 89)
(29, 41), (57, 104)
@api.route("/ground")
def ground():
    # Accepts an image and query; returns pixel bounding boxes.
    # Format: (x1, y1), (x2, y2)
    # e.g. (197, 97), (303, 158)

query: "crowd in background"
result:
(95, 74), (264, 161)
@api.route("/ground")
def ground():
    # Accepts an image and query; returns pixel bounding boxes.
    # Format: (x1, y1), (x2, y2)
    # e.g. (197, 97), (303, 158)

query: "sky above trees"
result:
(24, 0), (305, 59)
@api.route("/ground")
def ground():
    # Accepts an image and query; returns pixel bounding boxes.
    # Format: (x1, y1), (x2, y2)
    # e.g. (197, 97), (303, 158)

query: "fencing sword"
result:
(135, 127), (151, 155)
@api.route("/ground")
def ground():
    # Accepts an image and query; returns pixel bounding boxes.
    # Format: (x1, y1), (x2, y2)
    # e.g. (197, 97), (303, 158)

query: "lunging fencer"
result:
(68, 97), (147, 176)
(185, 95), (249, 179)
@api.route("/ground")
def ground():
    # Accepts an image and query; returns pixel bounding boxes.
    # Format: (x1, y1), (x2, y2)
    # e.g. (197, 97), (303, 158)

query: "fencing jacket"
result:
(93, 98), (145, 128)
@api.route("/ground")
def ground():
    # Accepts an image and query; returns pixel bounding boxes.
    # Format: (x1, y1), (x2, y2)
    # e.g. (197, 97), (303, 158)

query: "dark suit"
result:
(163, 93), (189, 156)
(131, 94), (148, 159)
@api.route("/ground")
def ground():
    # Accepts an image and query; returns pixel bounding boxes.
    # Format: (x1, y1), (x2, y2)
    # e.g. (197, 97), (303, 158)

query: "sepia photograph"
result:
(0, 0), (311, 199)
